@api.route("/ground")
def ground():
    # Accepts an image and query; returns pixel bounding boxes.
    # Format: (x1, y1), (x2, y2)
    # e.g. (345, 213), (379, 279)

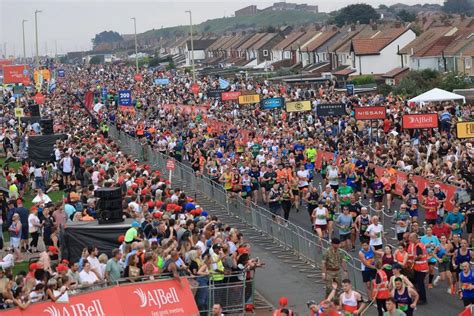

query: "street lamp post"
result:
(185, 10), (195, 82)
(131, 17), (138, 73)
(35, 9), (42, 67)
(22, 19), (28, 60)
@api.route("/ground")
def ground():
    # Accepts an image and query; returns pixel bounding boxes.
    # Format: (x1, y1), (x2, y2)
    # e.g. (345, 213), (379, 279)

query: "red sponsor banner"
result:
(354, 106), (386, 120)
(22, 287), (121, 316)
(115, 278), (199, 316)
(221, 91), (241, 101)
(402, 113), (438, 129)
(3, 65), (29, 84)
(13, 279), (199, 316)
(0, 59), (13, 68)
(161, 104), (209, 115)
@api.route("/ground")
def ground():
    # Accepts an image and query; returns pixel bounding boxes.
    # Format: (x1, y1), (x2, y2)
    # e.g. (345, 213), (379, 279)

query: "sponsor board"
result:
(354, 106), (386, 120)
(402, 113), (438, 129)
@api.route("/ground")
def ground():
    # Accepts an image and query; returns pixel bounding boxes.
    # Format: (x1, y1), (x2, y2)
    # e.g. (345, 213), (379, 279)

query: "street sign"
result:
(14, 107), (24, 118)
(166, 159), (175, 170)
(33, 92), (45, 105)
(58, 69), (65, 77)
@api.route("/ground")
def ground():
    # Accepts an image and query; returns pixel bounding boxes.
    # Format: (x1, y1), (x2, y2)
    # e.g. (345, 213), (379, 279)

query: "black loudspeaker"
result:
(40, 119), (54, 135)
(94, 187), (124, 224)
(94, 187), (122, 199)
(29, 104), (40, 117)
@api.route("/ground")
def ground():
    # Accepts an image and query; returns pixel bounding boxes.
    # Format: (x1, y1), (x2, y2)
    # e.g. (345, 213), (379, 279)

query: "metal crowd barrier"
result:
(108, 126), (368, 298)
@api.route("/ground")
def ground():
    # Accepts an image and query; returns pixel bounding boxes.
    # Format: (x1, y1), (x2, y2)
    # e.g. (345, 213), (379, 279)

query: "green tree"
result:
(397, 9), (416, 22)
(443, 0), (472, 14)
(92, 31), (123, 49)
(439, 72), (470, 91)
(334, 4), (379, 27)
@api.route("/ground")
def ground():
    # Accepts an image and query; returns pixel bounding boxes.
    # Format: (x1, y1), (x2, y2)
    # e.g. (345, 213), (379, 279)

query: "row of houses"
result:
(159, 17), (473, 80)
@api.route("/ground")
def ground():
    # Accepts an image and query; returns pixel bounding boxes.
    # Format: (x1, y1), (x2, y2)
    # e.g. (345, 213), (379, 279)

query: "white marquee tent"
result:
(408, 88), (466, 104)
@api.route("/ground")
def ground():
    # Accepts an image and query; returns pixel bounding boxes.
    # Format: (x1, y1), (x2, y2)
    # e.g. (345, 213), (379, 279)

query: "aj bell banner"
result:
(7, 278), (199, 316)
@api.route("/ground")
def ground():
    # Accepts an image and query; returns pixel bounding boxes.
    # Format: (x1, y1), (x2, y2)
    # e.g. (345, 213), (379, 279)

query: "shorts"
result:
(10, 237), (20, 249)
(340, 233), (351, 242)
(408, 209), (418, 218)
(397, 232), (405, 241)
(362, 269), (377, 283)
(299, 185), (309, 191)
(374, 196), (383, 203)
(426, 219), (437, 226)
(251, 184), (260, 191)
(315, 224), (327, 231)
(373, 244), (383, 250)
(438, 261), (449, 272)
(21, 226), (29, 241)
(292, 190), (299, 196)
(62, 171), (72, 176)
(467, 223), (473, 234)
(330, 184), (339, 191)
(384, 189), (392, 194)
(269, 203), (281, 215)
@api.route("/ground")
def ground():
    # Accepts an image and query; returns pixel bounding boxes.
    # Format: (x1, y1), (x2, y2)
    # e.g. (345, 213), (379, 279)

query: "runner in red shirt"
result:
(423, 189), (439, 226)
(432, 218), (452, 239)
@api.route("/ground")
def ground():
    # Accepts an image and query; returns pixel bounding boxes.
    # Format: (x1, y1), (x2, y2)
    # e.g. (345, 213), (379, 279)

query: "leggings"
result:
(30, 231), (40, 249)
(376, 298), (387, 316)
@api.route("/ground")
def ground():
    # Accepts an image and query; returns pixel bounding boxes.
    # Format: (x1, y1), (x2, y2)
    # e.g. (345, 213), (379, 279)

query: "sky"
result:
(1, 0), (444, 57)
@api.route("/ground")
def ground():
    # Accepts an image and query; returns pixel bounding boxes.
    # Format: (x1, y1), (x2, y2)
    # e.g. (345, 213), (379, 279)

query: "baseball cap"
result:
(436, 217), (443, 224)
(131, 221), (140, 228)
(331, 237), (341, 245)
(392, 263), (402, 270)
(48, 246), (58, 254)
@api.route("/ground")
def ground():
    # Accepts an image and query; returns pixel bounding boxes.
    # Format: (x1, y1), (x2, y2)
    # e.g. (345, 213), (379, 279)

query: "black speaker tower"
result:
(94, 187), (124, 224)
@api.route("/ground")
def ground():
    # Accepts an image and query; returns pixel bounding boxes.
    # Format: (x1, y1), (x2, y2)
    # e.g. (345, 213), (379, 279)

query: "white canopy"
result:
(409, 88), (466, 104)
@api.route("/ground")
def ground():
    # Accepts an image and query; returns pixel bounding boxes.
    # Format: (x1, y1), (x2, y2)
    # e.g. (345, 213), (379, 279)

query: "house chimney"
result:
(372, 23), (377, 30)
(332, 26), (338, 32)
(395, 22), (402, 28)
(422, 16), (427, 24)
(461, 14), (465, 20)
(314, 23), (322, 31)
(351, 24), (356, 31)
(356, 20), (360, 25)
(444, 20), (451, 26)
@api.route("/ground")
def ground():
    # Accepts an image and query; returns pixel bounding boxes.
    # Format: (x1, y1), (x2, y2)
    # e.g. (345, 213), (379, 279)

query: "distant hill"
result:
(138, 10), (328, 41)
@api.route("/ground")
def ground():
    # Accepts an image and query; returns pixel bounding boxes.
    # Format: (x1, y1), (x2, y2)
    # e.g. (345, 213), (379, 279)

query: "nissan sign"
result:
(354, 106), (386, 120)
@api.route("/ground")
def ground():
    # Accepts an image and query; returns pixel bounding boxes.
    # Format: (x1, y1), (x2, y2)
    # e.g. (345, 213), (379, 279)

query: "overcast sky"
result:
(1, 0), (444, 57)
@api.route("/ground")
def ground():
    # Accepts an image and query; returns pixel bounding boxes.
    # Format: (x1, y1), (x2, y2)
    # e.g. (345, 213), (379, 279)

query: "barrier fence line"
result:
(109, 126), (369, 299)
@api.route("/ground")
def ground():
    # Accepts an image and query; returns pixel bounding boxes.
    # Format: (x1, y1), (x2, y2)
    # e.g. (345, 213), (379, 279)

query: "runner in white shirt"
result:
(312, 200), (329, 239)
(365, 216), (384, 250)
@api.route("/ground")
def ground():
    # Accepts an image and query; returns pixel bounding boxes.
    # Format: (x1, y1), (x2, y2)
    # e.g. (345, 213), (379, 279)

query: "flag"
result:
(219, 78), (229, 89)
(48, 78), (56, 93)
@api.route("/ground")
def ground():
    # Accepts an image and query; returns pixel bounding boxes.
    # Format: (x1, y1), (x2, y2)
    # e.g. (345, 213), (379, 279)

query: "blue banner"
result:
(154, 78), (170, 85)
(57, 69), (65, 77)
(260, 97), (285, 110)
(346, 84), (354, 96)
(118, 90), (132, 106)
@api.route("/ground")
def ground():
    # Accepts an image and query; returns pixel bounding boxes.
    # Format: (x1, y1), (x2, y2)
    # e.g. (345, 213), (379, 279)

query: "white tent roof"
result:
(409, 88), (466, 104)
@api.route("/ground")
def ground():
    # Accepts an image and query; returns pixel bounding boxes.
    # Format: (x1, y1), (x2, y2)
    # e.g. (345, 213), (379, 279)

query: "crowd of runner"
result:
(0, 63), (473, 315)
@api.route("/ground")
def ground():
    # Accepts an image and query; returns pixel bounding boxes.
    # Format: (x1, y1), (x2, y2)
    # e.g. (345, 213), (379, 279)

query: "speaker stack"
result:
(94, 187), (124, 224)
(29, 104), (40, 117)
(40, 119), (54, 135)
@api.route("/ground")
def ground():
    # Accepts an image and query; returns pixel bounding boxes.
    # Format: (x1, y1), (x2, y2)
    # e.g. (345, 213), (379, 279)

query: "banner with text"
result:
(238, 94), (260, 104)
(221, 91), (241, 101)
(402, 113), (438, 129)
(260, 97), (285, 110)
(316, 103), (347, 116)
(10, 279), (199, 316)
(456, 121), (474, 139)
(354, 106), (386, 120)
(286, 100), (312, 112)
(3, 65), (29, 84)
(207, 88), (226, 99)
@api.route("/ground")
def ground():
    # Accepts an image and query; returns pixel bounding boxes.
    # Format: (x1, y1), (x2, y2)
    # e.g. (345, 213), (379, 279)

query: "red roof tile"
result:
(273, 32), (306, 51)
(382, 67), (410, 78)
(333, 68), (356, 76)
